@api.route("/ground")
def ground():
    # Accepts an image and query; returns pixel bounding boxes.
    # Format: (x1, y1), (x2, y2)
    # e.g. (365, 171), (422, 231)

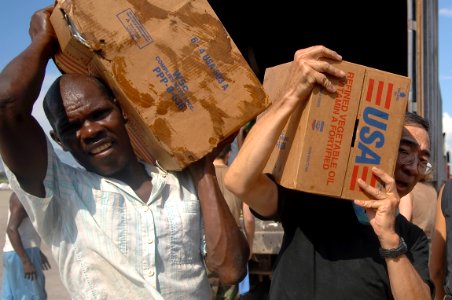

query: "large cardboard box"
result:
(50, 0), (269, 170)
(263, 61), (410, 200)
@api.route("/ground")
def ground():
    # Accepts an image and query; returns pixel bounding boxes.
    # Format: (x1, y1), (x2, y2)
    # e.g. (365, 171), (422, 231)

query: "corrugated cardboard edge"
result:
(50, 4), (94, 75)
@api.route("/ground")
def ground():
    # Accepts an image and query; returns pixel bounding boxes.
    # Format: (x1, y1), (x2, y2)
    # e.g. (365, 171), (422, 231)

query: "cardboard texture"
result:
(50, 0), (269, 170)
(263, 61), (410, 200)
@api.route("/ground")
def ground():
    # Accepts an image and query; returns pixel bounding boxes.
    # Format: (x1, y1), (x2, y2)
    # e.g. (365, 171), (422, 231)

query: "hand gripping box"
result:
(262, 61), (410, 200)
(50, 0), (269, 171)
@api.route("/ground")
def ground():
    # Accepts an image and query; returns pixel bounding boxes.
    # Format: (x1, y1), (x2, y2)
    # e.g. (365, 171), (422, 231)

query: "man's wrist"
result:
(379, 237), (407, 259)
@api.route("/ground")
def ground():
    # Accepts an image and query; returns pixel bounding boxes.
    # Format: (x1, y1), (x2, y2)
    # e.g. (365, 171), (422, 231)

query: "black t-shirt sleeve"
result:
(396, 216), (434, 295)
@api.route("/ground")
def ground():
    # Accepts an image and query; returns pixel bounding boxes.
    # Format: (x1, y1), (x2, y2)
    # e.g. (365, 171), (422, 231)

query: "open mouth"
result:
(90, 142), (112, 155)
(395, 180), (409, 192)
(396, 180), (408, 187)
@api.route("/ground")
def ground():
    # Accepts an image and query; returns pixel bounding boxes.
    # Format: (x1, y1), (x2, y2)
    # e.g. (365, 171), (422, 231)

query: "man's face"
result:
(52, 75), (136, 177)
(393, 124), (431, 197)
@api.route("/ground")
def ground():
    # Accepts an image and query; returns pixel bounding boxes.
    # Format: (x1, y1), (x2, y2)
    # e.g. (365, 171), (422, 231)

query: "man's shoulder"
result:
(276, 183), (343, 205)
(395, 214), (427, 244)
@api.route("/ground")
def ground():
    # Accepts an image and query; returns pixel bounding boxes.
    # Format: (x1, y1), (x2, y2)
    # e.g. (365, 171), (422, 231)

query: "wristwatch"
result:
(379, 237), (407, 259)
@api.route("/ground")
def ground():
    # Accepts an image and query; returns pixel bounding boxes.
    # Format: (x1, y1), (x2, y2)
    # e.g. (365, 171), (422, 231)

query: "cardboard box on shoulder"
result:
(262, 60), (410, 200)
(50, 0), (269, 171)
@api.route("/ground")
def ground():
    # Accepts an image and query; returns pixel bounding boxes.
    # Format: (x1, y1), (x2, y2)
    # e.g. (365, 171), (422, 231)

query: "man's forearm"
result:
(6, 230), (32, 266)
(0, 8), (55, 194)
(387, 257), (431, 299)
(0, 37), (53, 112)
(197, 172), (249, 284)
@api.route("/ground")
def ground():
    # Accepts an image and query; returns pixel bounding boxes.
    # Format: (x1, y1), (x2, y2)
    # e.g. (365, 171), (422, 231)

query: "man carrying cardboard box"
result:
(224, 46), (432, 299)
(0, 6), (249, 299)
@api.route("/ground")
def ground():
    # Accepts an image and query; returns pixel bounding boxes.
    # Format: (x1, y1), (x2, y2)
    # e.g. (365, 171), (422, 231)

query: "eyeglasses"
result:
(397, 149), (432, 175)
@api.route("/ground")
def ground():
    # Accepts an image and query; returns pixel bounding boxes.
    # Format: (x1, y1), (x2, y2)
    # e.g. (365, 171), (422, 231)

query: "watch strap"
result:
(379, 237), (407, 259)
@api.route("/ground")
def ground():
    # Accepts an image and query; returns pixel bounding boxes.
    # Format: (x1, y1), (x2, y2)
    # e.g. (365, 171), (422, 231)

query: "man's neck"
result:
(115, 161), (152, 202)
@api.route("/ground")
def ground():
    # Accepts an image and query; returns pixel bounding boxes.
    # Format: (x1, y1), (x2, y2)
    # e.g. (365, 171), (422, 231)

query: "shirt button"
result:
(142, 206), (149, 212)
(148, 270), (154, 277)
(148, 239), (154, 244)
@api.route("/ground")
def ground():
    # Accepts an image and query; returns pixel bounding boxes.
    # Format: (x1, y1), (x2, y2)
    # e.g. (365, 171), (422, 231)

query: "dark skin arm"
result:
(0, 6), (56, 197)
(189, 142), (249, 285)
(6, 193), (51, 280)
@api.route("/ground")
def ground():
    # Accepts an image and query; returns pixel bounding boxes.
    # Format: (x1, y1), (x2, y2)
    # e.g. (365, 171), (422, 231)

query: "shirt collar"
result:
(102, 161), (168, 204)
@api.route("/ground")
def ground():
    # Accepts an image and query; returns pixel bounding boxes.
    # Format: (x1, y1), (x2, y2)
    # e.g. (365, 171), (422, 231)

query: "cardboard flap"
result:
(262, 62), (292, 104)
(50, 5), (94, 74)
(262, 62), (305, 180)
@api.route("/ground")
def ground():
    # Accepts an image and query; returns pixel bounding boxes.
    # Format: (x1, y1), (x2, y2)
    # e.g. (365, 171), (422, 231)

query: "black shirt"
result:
(256, 184), (432, 300)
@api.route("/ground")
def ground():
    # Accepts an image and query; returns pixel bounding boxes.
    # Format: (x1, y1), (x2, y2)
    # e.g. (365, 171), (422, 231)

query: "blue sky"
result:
(440, 1), (452, 158)
(1, 1), (452, 156)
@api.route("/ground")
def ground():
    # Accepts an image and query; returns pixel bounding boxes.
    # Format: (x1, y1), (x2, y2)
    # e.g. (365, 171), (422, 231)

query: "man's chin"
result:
(84, 163), (120, 178)
(79, 153), (130, 178)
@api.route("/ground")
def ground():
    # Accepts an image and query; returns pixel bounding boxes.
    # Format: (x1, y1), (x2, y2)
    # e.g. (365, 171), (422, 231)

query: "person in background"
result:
(399, 189), (413, 221)
(0, 6), (249, 299)
(2, 192), (51, 299)
(429, 179), (452, 300)
(399, 168), (436, 227)
(214, 144), (244, 227)
(241, 203), (255, 262)
(224, 45), (432, 299)
(404, 172), (437, 243)
(237, 202), (255, 298)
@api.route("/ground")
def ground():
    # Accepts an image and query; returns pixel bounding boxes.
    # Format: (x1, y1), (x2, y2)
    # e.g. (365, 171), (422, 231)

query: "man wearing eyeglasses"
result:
(224, 46), (432, 299)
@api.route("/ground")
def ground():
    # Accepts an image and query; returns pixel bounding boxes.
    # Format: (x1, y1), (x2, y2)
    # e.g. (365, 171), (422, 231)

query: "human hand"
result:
(282, 45), (346, 110)
(188, 134), (237, 182)
(23, 260), (38, 281)
(40, 251), (51, 271)
(354, 167), (400, 249)
(29, 6), (57, 46)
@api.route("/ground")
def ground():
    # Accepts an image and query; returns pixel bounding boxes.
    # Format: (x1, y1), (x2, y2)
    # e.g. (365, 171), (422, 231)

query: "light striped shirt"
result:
(5, 139), (210, 300)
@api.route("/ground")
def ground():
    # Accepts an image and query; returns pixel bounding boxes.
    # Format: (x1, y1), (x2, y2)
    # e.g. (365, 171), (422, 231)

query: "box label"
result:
(343, 73), (409, 199)
(117, 9), (153, 49)
(323, 72), (356, 185)
(263, 60), (409, 200)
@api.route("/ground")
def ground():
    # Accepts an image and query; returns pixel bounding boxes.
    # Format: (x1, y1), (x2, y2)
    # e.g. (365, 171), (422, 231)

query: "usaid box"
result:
(50, 0), (269, 171)
(263, 61), (410, 200)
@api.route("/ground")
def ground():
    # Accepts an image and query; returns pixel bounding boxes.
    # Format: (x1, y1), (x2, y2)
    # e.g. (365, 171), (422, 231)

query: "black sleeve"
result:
(397, 216), (434, 296)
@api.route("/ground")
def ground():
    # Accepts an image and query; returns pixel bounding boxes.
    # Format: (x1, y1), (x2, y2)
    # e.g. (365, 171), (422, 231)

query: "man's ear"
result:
(50, 130), (68, 151)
